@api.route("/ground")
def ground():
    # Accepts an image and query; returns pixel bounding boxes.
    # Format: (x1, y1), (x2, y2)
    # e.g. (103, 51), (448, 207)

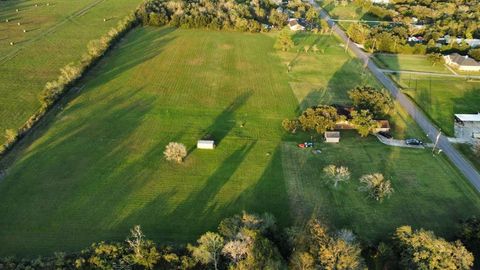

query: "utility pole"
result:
(345, 37), (350, 53)
(432, 130), (441, 155)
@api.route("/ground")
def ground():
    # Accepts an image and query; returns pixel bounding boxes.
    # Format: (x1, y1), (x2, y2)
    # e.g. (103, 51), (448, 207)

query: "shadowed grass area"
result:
(0, 27), (478, 258)
(0, 0), (143, 144)
(0, 27), (297, 256)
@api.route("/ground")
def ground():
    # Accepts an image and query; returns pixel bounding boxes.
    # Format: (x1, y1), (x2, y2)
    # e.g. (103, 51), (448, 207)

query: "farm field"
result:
(373, 53), (451, 74)
(0, 0), (142, 144)
(0, 27), (479, 257)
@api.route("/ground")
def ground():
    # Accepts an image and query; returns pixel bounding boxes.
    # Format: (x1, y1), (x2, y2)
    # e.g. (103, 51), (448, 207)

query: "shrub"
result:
(359, 173), (393, 202)
(164, 142), (187, 163)
(282, 119), (300, 134)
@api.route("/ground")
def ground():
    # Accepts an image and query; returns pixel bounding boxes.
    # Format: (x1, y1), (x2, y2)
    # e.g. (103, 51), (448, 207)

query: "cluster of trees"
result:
(2, 211), (477, 269)
(282, 86), (393, 138)
(343, 0), (480, 55)
(323, 165), (394, 201)
(0, 12), (139, 158)
(138, 0), (315, 32)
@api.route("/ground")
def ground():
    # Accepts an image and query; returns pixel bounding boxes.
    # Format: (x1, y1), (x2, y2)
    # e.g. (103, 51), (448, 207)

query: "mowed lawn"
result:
(398, 75), (480, 136)
(0, 0), (142, 143)
(0, 27), (479, 257)
(373, 53), (451, 74)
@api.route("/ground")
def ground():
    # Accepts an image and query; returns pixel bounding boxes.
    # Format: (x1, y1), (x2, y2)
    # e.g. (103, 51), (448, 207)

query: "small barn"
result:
(324, 131), (340, 143)
(197, 140), (215, 149)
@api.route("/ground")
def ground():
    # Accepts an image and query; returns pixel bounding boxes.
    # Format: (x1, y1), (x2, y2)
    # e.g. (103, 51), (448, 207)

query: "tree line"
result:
(1, 211), (478, 269)
(342, 0), (480, 58)
(282, 86), (393, 138)
(137, 0), (317, 32)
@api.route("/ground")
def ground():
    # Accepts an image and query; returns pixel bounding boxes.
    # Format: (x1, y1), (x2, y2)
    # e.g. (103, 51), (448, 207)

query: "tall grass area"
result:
(0, 0), (142, 143)
(0, 27), (478, 257)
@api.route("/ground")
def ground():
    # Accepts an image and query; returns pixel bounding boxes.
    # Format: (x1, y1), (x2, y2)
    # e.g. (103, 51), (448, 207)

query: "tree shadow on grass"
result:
(201, 90), (252, 146)
(85, 26), (177, 90)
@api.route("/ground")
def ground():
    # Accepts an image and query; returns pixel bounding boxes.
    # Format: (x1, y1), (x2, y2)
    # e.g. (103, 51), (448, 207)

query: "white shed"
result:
(197, 140), (215, 149)
(324, 131), (340, 143)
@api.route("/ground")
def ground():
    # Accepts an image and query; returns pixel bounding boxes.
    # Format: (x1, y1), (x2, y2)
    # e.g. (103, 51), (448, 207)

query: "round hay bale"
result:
(5, 19), (9, 23)
(17, 22), (21, 26)
(16, 9), (19, 12)
(103, 18), (107, 22)
(10, 42), (14, 46)
(23, 29), (27, 33)
(46, 3), (50, 6)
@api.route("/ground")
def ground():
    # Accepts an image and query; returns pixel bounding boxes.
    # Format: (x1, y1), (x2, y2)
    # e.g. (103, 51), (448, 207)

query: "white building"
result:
(197, 140), (215, 149)
(371, 0), (389, 4)
(444, 53), (480, 72)
(324, 131), (340, 143)
(288, 19), (305, 31)
(454, 113), (480, 143)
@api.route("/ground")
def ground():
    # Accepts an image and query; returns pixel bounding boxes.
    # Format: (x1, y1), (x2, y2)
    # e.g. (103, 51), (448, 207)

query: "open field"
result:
(0, 0), (142, 144)
(397, 75), (480, 136)
(318, 0), (379, 21)
(373, 53), (451, 74)
(0, 27), (479, 257)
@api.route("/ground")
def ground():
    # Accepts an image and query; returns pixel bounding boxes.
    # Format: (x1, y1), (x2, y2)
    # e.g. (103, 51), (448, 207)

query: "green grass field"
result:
(0, 0), (142, 144)
(397, 75), (480, 136)
(0, 27), (479, 257)
(373, 53), (451, 74)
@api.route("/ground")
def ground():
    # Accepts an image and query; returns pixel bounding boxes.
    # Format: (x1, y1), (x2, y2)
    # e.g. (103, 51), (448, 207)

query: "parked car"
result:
(378, 131), (392, 139)
(405, 138), (423, 145)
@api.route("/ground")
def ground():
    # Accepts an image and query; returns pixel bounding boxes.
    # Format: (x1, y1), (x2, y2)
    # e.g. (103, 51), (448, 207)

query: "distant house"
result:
(441, 36), (480, 48)
(444, 53), (480, 72)
(197, 140), (215, 149)
(371, 0), (389, 4)
(407, 36), (424, 43)
(454, 113), (480, 143)
(325, 131), (340, 143)
(288, 19), (305, 31)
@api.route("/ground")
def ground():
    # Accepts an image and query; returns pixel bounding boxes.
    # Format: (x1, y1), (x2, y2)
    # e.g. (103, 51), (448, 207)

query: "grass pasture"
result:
(0, 27), (479, 257)
(398, 75), (480, 136)
(0, 0), (142, 144)
(373, 53), (451, 74)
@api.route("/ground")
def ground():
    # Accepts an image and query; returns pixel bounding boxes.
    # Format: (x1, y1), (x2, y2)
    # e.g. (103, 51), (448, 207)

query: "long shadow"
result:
(0, 26), (176, 170)
(201, 91), (252, 146)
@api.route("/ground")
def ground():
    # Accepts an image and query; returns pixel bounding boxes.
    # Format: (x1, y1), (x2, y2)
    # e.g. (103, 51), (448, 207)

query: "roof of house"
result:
(376, 120), (390, 128)
(447, 53), (480, 67)
(455, 113), (480, 122)
(325, 131), (340, 138)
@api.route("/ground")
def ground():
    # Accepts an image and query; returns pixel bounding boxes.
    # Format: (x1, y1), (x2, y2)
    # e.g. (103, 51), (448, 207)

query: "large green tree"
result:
(298, 105), (345, 134)
(348, 86), (393, 117)
(394, 226), (474, 270)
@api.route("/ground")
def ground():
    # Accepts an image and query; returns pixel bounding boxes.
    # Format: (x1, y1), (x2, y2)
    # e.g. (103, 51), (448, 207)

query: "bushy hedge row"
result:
(137, 0), (314, 32)
(0, 12), (139, 159)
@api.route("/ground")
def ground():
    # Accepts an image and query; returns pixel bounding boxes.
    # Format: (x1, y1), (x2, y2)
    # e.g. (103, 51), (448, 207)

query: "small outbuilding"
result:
(374, 120), (391, 133)
(197, 140), (215, 149)
(324, 131), (340, 143)
(288, 19), (305, 31)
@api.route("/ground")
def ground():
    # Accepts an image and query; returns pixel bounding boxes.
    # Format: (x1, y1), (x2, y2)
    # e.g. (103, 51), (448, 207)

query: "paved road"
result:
(315, 5), (480, 191)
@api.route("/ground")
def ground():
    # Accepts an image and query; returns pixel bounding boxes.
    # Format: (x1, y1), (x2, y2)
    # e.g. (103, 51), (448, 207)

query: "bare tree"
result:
(164, 142), (187, 163)
(125, 225), (160, 269)
(323, 165), (351, 188)
(188, 232), (224, 270)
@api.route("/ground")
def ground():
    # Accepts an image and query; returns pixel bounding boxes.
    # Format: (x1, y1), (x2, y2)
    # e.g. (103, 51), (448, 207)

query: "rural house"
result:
(444, 53), (480, 72)
(288, 19), (305, 31)
(454, 113), (480, 143)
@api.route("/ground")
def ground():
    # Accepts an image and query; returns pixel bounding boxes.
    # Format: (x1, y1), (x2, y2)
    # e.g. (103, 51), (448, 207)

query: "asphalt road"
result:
(315, 6), (480, 191)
